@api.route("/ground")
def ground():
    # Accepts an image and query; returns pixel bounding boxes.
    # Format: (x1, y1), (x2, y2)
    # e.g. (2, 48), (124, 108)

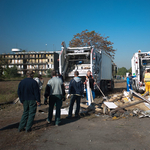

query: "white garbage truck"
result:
(59, 41), (114, 94)
(131, 50), (150, 93)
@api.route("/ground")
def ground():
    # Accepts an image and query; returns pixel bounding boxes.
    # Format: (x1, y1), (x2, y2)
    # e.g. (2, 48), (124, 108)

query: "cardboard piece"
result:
(104, 102), (118, 109)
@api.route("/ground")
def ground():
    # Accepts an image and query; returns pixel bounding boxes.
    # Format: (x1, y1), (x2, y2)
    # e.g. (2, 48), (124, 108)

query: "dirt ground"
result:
(1, 80), (150, 150)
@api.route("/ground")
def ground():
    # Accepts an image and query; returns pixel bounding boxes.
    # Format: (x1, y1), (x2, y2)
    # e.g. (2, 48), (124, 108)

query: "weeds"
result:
(0, 80), (20, 103)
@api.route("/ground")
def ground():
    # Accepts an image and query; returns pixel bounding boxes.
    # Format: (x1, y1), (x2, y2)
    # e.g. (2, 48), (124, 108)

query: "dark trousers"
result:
(68, 95), (81, 117)
(127, 84), (133, 92)
(48, 95), (62, 125)
(18, 100), (37, 131)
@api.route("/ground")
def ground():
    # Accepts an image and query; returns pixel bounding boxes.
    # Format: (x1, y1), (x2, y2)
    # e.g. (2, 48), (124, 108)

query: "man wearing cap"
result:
(18, 70), (40, 132)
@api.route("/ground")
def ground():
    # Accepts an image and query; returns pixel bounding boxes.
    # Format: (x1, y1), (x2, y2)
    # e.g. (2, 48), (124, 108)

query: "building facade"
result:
(0, 51), (59, 75)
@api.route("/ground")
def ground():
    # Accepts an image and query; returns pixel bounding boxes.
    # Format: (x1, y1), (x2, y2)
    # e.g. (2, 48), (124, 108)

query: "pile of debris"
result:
(80, 90), (150, 119)
(14, 89), (150, 119)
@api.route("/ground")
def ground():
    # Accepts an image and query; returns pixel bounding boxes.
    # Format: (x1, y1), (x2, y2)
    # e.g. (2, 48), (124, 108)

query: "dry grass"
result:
(0, 80), (20, 103)
(0, 77), (51, 104)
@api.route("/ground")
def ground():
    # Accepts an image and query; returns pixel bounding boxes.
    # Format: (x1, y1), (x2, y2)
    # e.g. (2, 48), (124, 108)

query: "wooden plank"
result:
(102, 104), (107, 114)
(129, 89), (150, 104)
(87, 78), (92, 106)
(109, 97), (122, 102)
(110, 90), (150, 115)
(125, 102), (150, 111)
(95, 108), (102, 112)
(90, 88), (94, 103)
(80, 103), (88, 109)
(110, 100), (145, 115)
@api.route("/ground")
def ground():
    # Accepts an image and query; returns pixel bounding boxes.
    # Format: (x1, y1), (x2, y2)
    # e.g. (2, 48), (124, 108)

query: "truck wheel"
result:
(111, 80), (114, 91)
(108, 80), (114, 91)
(100, 80), (105, 94)
(139, 90), (144, 94)
(104, 80), (108, 92)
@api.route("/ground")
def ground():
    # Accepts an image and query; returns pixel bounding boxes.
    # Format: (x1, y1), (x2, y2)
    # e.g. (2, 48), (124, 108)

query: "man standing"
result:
(84, 70), (95, 103)
(18, 70), (40, 132)
(56, 70), (64, 82)
(34, 74), (44, 103)
(44, 70), (65, 126)
(34, 74), (44, 91)
(144, 69), (150, 94)
(66, 71), (84, 119)
(126, 72), (136, 92)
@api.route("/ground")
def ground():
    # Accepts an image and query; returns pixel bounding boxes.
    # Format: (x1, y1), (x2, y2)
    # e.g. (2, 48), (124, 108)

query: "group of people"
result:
(126, 69), (150, 94)
(17, 70), (95, 132)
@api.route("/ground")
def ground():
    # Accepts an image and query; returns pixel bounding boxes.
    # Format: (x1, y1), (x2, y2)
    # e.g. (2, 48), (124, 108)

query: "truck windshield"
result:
(142, 60), (150, 66)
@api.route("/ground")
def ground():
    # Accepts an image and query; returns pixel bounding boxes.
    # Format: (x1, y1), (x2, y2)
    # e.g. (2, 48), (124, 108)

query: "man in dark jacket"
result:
(44, 70), (65, 126)
(66, 71), (84, 119)
(18, 70), (40, 132)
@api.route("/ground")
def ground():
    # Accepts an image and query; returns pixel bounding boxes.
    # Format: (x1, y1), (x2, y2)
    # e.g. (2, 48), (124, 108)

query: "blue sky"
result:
(0, 0), (150, 69)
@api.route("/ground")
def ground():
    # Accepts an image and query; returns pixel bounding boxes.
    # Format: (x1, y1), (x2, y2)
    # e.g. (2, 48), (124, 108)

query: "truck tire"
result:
(108, 80), (114, 91)
(111, 80), (114, 91)
(104, 80), (108, 92)
(100, 80), (105, 94)
(95, 82), (101, 96)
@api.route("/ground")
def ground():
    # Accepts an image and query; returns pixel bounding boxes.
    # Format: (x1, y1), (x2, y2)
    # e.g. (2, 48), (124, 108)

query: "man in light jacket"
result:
(44, 70), (65, 126)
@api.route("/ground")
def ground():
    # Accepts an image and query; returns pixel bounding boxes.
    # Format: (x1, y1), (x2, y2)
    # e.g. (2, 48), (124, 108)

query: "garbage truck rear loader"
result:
(59, 41), (114, 94)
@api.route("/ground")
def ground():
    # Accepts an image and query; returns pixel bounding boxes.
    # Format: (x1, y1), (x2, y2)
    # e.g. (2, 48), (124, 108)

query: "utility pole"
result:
(45, 44), (47, 51)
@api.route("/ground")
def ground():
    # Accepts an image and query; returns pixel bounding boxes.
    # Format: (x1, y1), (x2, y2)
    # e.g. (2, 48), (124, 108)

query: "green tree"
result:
(0, 56), (8, 78)
(10, 66), (18, 78)
(47, 69), (52, 78)
(69, 29), (116, 57)
(4, 66), (19, 78)
(0, 65), (3, 78)
(117, 67), (127, 76)
(128, 67), (132, 73)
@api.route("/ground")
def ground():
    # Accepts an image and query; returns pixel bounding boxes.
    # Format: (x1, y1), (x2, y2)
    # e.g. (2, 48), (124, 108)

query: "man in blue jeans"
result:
(66, 71), (84, 119)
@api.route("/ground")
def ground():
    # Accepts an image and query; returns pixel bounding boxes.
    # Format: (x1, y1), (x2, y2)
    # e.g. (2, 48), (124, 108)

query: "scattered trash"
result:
(37, 89), (150, 120)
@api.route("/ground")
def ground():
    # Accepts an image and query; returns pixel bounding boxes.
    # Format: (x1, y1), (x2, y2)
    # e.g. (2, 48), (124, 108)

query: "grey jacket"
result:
(46, 77), (63, 95)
